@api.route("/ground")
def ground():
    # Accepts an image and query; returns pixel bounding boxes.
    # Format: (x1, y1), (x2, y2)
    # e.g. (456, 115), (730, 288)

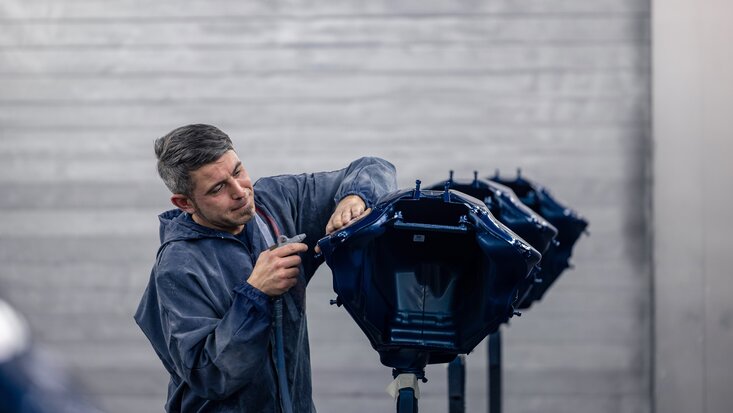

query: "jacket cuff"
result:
(233, 281), (272, 314)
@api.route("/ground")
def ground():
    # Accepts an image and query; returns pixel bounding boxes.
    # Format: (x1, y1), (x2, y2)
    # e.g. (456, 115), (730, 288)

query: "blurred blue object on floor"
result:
(0, 299), (104, 413)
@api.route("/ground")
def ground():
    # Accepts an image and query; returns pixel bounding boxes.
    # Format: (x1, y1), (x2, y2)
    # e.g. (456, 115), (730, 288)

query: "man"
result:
(134, 124), (397, 412)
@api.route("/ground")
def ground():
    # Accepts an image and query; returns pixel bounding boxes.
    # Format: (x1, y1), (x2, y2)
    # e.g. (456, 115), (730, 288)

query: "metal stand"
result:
(397, 387), (418, 413)
(447, 355), (466, 413)
(388, 369), (424, 413)
(488, 331), (502, 413)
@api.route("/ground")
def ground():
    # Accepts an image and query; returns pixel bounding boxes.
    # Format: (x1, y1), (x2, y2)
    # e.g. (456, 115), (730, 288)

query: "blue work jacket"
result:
(134, 157), (397, 412)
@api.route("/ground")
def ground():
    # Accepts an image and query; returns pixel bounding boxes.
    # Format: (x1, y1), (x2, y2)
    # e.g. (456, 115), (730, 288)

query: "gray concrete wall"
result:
(653, 0), (733, 412)
(0, 1), (651, 412)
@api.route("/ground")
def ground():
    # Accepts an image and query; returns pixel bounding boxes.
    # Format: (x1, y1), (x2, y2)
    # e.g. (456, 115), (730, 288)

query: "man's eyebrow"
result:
(205, 161), (242, 194)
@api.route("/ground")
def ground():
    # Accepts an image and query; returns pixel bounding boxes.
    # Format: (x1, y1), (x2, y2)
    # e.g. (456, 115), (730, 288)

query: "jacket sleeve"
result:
(155, 243), (272, 400)
(256, 156), (398, 279)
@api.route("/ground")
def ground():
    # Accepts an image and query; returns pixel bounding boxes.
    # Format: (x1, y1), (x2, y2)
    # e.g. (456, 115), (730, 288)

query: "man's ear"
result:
(171, 194), (196, 214)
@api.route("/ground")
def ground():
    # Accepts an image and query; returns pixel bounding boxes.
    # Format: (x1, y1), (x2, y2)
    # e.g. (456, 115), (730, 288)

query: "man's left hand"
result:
(325, 195), (370, 235)
(315, 195), (370, 254)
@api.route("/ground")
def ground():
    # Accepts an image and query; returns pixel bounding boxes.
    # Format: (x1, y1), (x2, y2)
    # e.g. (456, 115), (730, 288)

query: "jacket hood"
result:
(157, 209), (235, 247)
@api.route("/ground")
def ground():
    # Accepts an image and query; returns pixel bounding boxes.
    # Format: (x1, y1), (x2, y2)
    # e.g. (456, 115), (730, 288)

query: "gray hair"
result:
(154, 124), (234, 195)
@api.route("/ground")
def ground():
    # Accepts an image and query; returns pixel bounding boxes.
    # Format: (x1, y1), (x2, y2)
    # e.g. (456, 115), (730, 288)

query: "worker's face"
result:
(172, 150), (255, 234)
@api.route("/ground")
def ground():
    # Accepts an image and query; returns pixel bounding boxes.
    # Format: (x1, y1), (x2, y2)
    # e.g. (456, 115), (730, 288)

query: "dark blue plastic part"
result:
(490, 172), (588, 308)
(317, 184), (541, 370)
(426, 175), (558, 309)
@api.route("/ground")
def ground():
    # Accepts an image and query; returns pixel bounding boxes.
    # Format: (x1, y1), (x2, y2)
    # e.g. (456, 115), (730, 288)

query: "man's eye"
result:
(211, 184), (224, 194)
(233, 169), (241, 177)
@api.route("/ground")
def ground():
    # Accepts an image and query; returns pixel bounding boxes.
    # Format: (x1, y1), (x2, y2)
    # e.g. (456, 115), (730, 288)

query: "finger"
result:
(314, 244), (321, 254)
(272, 242), (308, 257)
(333, 212), (344, 229)
(276, 277), (297, 294)
(350, 203), (365, 217)
(349, 205), (365, 220)
(341, 208), (353, 224)
(285, 277), (298, 290)
(278, 254), (302, 269)
(326, 216), (340, 234)
(340, 206), (370, 228)
(282, 267), (300, 279)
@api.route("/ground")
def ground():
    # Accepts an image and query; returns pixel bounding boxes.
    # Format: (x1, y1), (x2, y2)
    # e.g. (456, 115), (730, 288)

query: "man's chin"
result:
(235, 206), (255, 224)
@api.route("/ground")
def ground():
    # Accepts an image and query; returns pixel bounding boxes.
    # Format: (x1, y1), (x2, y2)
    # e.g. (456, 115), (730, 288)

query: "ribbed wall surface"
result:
(0, 1), (651, 412)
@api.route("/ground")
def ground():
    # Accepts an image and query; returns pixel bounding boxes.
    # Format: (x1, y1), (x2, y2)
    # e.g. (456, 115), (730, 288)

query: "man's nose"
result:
(231, 178), (247, 199)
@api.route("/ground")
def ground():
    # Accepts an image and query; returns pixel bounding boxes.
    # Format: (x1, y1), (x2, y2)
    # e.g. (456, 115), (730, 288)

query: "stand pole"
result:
(389, 370), (423, 413)
(447, 355), (466, 413)
(488, 330), (502, 413)
(397, 387), (418, 413)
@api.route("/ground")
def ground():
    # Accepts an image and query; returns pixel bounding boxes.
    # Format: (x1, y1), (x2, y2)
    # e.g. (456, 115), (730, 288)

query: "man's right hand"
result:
(246, 243), (308, 296)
